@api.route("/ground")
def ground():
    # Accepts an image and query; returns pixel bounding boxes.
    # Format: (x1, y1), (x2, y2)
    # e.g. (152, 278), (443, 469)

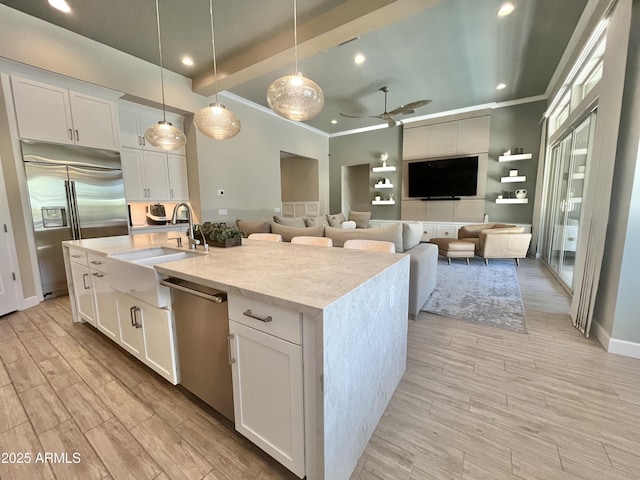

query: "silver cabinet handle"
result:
(75, 129), (79, 142)
(138, 136), (142, 146)
(170, 189), (174, 198)
(142, 137), (146, 146)
(90, 260), (103, 265)
(92, 272), (104, 278)
(227, 334), (236, 364)
(70, 254), (82, 258)
(68, 128), (73, 140)
(243, 309), (272, 323)
(130, 306), (142, 328)
(147, 188), (151, 197)
(82, 273), (90, 289)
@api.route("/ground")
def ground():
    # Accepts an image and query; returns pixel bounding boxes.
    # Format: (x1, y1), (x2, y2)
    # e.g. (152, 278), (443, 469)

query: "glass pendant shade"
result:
(194, 103), (241, 140)
(267, 72), (324, 122)
(144, 120), (187, 151)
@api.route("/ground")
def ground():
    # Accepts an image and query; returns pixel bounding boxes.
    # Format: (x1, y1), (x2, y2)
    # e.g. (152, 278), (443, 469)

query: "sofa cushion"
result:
(341, 221), (357, 229)
(305, 215), (329, 227)
(348, 210), (371, 229)
(327, 212), (346, 227)
(235, 219), (271, 235)
(325, 223), (403, 252)
(403, 222), (423, 251)
(273, 215), (306, 227)
(270, 223), (324, 242)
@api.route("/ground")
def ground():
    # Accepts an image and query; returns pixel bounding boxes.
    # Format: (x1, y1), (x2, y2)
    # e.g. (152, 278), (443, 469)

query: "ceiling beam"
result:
(192, 0), (441, 97)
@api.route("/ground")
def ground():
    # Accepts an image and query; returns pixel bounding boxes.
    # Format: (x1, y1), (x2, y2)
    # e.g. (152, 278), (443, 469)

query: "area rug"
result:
(421, 258), (528, 333)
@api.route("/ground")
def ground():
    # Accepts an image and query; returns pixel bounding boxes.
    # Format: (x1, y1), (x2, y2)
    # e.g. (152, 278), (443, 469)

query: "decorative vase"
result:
(515, 189), (528, 199)
(375, 195), (381, 201)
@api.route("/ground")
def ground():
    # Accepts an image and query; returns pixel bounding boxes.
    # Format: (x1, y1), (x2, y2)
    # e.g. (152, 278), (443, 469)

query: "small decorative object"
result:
(193, 222), (244, 247)
(374, 192), (382, 201)
(483, 214), (489, 223)
(497, 194), (503, 200)
(510, 169), (518, 177)
(504, 149), (511, 156)
(380, 152), (390, 167)
(515, 189), (527, 199)
(385, 178), (391, 184)
(389, 193), (394, 201)
(578, 165), (586, 173)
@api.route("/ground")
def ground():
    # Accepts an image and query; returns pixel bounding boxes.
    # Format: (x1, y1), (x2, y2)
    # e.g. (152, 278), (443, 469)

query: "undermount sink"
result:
(108, 247), (203, 307)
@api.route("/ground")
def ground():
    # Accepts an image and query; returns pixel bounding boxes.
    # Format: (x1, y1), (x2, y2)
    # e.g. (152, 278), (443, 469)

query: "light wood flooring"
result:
(0, 259), (639, 480)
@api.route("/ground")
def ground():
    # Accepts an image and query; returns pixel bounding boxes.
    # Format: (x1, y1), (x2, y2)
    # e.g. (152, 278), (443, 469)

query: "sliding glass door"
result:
(542, 113), (595, 288)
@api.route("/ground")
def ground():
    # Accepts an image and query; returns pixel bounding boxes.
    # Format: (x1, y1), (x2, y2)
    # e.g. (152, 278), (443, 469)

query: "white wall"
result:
(194, 94), (329, 223)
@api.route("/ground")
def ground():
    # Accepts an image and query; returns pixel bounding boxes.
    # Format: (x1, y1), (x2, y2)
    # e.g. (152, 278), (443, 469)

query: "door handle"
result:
(227, 334), (236, 365)
(243, 309), (272, 323)
(82, 273), (90, 289)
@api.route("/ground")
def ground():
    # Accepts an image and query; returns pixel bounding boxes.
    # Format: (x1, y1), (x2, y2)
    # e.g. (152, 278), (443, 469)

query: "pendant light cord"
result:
(293, 0), (298, 73)
(209, 0), (219, 103)
(154, 0), (167, 121)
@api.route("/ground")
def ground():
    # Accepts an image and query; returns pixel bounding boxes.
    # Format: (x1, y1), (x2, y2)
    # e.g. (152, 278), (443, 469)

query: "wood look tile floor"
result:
(0, 259), (638, 480)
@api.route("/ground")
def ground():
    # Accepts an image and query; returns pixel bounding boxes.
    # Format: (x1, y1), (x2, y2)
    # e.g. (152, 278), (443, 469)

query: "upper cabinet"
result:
(403, 115), (490, 160)
(119, 106), (186, 155)
(11, 76), (119, 150)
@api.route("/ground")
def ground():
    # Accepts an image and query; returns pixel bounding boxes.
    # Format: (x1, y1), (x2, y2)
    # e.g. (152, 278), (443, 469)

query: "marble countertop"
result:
(64, 233), (407, 316)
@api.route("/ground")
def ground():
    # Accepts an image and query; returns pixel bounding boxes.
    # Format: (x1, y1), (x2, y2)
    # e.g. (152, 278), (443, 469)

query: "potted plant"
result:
(193, 222), (245, 248)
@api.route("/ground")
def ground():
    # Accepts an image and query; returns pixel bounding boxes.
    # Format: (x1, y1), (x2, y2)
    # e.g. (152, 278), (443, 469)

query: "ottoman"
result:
(429, 237), (475, 265)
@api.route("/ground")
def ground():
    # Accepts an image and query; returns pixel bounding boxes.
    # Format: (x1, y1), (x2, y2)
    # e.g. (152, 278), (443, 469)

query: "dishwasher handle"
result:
(160, 278), (227, 303)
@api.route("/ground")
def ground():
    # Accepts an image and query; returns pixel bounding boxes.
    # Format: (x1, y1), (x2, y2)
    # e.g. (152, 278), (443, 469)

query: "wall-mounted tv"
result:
(408, 156), (479, 198)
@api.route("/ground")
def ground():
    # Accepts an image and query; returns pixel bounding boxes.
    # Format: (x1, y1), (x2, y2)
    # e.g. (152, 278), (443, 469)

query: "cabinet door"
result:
(167, 154), (189, 201)
(90, 271), (119, 341)
(229, 321), (305, 477)
(120, 148), (147, 201)
(69, 92), (119, 150)
(457, 116), (490, 154)
(116, 293), (145, 358)
(11, 76), (74, 144)
(403, 126), (429, 160)
(142, 151), (170, 200)
(428, 121), (458, 157)
(435, 224), (459, 238)
(141, 305), (177, 383)
(70, 262), (95, 325)
(118, 108), (143, 149)
(137, 112), (166, 152)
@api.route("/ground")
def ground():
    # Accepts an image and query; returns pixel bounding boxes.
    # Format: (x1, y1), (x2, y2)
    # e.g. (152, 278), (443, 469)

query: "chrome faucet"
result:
(171, 202), (196, 249)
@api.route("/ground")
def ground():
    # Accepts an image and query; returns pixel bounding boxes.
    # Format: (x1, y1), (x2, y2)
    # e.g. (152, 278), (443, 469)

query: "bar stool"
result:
(247, 233), (282, 242)
(343, 239), (396, 253)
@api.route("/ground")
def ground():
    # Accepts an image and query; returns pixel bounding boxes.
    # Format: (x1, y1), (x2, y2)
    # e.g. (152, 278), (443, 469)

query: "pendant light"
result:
(193, 0), (241, 140)
(144, 0), (187, 151)
(267, 0), (324, 121)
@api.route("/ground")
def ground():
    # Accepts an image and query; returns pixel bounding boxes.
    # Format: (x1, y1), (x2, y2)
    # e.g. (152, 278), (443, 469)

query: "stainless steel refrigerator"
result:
(22, 141), (129, 298)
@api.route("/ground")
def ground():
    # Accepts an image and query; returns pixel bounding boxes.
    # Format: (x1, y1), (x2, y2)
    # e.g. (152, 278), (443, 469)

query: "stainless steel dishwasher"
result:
(160, 277), (234, 421)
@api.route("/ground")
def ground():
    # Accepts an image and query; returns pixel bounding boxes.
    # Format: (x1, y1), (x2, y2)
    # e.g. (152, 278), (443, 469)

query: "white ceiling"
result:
(0, 0), (588, 133)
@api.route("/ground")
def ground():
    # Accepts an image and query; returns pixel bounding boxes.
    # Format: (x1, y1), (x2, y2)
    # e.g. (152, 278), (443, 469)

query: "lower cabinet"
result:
(90, 271), (119, 341)
(229, 320), (305, 478)
(115, 292), (178, 383)
(70, 261), (96, 326)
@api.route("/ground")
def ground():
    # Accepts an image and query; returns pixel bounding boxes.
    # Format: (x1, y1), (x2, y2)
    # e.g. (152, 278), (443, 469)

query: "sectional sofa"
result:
(236, 213), (438, 318)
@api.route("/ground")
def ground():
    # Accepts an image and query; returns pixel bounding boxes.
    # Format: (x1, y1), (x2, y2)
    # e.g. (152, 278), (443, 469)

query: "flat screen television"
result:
(408, 156), (479, 198)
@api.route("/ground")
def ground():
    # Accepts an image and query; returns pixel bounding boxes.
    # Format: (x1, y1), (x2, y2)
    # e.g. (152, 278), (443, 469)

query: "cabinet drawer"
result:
(87, 253), (109, 272)
(421, 223), (433, 242)
(435, 225), (459, 238)
(228, 294), (301, 345)
(68, 247), (88, 265)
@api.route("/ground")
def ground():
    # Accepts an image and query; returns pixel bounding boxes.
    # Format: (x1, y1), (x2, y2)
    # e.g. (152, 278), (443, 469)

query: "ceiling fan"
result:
(340, 86), (431, 127)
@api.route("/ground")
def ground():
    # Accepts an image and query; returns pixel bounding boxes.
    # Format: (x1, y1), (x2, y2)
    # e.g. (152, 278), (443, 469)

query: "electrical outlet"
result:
(218, 189), (225, 196)
(218, 208), (228, 216)
(274, 207), (281, 213)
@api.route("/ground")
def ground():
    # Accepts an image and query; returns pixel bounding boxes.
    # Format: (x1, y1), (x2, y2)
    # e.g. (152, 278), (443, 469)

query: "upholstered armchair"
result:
(458, 224), (532, 265)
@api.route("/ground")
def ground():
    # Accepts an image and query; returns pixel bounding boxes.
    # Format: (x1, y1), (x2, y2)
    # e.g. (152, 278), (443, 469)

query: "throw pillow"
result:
(270, 223), (325, 242)
(348, 210), (371, 229)
(305, 215), (329, 227)
(327, 212), (346, 227)
(341, 221), (357, 229)
(273, 215), (306, 227)
(235, 219), (271, 235)
(325, 223), (403, 252)
(402, 222), (423, 251)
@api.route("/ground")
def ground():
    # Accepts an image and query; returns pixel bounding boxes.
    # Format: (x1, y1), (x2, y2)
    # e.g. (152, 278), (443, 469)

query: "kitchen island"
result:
(63, 233), (410, 480)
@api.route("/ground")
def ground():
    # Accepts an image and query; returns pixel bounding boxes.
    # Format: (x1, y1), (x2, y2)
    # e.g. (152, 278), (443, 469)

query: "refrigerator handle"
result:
(66, 180), (81, 240)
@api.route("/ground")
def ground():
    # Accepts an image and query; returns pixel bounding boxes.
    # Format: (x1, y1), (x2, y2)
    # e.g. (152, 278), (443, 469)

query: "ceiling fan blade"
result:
(387, 99), (431, 116)
(339, 112), (365, 119)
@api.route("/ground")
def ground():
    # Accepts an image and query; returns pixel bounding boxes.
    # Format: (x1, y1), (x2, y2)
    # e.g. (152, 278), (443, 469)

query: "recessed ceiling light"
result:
(48, 0), (71, 13)
(181, 56), (194, 66)
(331, 119), (338, 124)
(498, 2), (515, 17)
(496, 83), (507, 90)
(354, 53), (366, 65)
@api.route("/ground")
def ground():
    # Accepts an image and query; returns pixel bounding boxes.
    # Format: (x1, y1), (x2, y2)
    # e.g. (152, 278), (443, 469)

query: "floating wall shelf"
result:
(496, 198), (528, 204)
(572, 172), (585, 180)
(498, 153), (532, 162)
(501, 176), (526, 183)
(374, 183), (394, 189)
(372, 200), (395, 205)
(372, 166), (396, 173)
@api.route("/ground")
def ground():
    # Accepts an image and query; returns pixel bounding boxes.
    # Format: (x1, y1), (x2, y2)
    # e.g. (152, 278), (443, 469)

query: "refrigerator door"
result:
(23, 162), (74, 297)
(68, 165), (129, 239)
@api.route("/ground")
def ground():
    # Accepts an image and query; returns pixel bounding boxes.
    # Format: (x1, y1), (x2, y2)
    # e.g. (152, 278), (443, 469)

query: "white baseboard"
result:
(18, 295), (40, 311)
(593, 321), (640, 359)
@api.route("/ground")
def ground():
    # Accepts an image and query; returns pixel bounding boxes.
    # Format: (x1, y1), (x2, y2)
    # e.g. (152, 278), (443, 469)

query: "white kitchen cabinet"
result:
(119, 106), (186, 155)
(115, 292), (145, 358)
(229, 319), (305, 478)
(167, 154), (189, 201)
(11, 76), (119, 150)
(121, 148), (170, 201)
(88, 255), (119, 342)
(435, 224), (460, 238)
(70, 261), (96, 326)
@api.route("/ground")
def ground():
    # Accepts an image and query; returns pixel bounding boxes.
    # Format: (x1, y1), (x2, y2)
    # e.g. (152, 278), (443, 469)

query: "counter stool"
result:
(429, 238), (475, 265)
